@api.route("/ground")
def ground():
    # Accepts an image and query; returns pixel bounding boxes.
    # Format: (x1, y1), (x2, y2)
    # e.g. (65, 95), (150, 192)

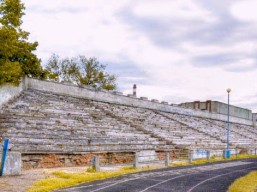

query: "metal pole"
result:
(0, 139), (9, 176)
(227, 92), (230, 150)
(226, 88), (231, 159)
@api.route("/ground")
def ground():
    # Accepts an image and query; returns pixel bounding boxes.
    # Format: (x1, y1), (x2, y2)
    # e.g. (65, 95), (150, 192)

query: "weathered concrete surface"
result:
(0, 152), (21, 176)
(0, 77), (253, 125)
(26, 78), (253, 126)
(0, 83), (24, 109)
(137, 150), (156, 163)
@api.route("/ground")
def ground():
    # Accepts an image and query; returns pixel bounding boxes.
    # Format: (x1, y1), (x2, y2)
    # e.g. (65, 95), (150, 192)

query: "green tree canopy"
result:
(0, 0), (44, 85)
(46, 54), (117, 90)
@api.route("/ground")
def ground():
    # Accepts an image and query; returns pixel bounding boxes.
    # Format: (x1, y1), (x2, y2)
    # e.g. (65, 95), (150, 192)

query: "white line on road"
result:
(138, 164), (257, 192)
(187, 166), (257, 192)
(59, 161), (253, 192)
(138, 174), (195, 192)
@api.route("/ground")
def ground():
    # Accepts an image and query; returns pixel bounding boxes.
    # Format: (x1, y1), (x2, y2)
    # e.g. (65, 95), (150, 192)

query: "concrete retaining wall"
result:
(25, 78), (253, 126)
(0, 81), (24, 109)
(0, 152), (21, 176)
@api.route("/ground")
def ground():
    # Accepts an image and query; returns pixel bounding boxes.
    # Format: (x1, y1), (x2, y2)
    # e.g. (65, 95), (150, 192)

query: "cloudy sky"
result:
(22, 0), (257, 112)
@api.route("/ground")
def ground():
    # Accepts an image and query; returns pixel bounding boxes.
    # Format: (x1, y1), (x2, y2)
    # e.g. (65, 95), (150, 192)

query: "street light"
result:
(226, 88), (231, 158)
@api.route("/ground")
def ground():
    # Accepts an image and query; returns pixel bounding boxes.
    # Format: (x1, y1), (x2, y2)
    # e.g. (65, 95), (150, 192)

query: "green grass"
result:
(171, 154), (257, 167)
(27, 167), (138, 192)
(228, 171), (257, 192)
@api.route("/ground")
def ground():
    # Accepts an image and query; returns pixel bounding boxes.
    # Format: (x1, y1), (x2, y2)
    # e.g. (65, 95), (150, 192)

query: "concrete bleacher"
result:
(93, 103), (227, 149)
(1, 78), (257, 169)
(1, 87), (256, 152)
(159, 112), (257, 149)
(0, 89), (172, 153)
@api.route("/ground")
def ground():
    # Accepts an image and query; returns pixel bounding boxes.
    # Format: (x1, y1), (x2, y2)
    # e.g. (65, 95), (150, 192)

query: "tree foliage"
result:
(46, 54), (117, 90)
(0, 0), (44, 85)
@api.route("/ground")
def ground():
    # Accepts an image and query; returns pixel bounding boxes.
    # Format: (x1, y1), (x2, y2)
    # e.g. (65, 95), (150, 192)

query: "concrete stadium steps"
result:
(160, 112), (257, 148)
(1, 88), (256, 153)
(205, 119), (257, 148)
(92, 103), (226, 149)
(0, 89), (172, 152)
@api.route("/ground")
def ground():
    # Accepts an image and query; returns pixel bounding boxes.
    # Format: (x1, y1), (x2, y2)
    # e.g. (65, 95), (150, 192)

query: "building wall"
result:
(213, 101), (252, 120)
(253, 113), (257, 127)
(179, 101), (252, 121)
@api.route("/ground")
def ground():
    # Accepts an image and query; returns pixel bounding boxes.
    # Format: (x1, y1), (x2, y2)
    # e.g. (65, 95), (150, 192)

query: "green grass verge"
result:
(171, 154), (257, 167)
(228, 171), (257, 192)
(26, 167), (139, 192)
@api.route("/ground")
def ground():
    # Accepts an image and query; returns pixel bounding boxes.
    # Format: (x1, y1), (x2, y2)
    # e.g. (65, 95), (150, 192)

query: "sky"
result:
(21, 0), (257, 112)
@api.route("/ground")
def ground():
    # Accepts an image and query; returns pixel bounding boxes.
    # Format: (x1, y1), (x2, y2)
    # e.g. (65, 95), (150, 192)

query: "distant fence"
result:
(90, 148), (257, 170)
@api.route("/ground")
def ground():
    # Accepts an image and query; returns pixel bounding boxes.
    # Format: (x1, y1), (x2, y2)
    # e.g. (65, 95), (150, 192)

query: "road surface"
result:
(57, 159), (257, 192)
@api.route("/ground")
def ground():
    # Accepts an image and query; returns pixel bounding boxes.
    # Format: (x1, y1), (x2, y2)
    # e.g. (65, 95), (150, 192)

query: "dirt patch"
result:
(0, 169), (47, 192)
(0, 166), (88, 192)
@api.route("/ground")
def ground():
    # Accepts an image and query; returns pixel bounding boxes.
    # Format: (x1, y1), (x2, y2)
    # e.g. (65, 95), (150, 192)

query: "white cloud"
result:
(230, 0), (257, 22)
(20, 0), (257, 113)
(132, 0), (216, 22)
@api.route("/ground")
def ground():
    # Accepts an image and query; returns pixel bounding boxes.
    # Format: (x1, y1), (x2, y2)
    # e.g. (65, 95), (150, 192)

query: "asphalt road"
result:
(57, 159), (257, 192)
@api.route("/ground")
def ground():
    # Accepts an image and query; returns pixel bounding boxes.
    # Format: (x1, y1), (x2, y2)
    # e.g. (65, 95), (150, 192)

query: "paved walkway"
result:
(57, 159), (257, 192)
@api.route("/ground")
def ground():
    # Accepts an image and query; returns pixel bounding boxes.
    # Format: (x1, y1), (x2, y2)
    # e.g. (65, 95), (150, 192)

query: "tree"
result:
(46, 54), (117, 90)
(0, 0), (44, 85)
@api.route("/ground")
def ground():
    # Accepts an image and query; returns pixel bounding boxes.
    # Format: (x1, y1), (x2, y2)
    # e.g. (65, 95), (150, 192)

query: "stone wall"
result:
(22, 152), (135, 169)
(25, 78), (253, 126)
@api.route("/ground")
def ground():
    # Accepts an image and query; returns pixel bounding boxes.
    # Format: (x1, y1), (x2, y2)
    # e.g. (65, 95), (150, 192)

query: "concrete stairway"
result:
(0, 89), (167, 153)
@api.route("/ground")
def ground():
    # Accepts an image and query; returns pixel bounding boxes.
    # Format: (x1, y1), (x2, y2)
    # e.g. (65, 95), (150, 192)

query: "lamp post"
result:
(226, 88), (231, 158)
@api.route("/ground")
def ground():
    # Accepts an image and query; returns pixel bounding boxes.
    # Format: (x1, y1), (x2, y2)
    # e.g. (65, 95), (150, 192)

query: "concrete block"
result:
(134, 153), (139, 168)
(137, 150), (156, 163)
(0, 152), (21, 176)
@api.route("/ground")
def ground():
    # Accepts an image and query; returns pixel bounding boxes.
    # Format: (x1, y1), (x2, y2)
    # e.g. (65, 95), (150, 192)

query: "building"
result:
(179, 100), (252, 121)
(253, 113), (257, 126)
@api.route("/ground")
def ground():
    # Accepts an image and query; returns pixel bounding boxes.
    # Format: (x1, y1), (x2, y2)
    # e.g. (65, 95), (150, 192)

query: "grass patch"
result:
(228, 171), (257, 192)
(27, 167), (139, 192)
(171, 154), (257, 167)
